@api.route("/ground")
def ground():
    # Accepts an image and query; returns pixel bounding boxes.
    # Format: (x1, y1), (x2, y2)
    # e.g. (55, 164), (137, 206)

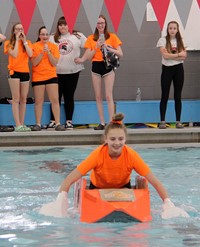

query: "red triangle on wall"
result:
(60, 0), (81, 32)
(104, 0), (126, 32)
(14, 0), (36, 34)
(150, 0), (170, 30)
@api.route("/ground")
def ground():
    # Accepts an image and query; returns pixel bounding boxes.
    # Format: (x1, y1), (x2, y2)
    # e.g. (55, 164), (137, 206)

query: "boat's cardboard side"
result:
(74, 178), (152, 223)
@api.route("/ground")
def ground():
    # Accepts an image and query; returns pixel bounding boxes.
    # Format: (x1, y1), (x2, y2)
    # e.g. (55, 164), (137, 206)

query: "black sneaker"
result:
(94, 124), (105, 130)
(65, 122), (74, 130)
(46, 121), (56, 129)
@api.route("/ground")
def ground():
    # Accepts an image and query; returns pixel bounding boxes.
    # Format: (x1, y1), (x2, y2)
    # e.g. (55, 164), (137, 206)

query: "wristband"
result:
(24, 42), (28, 46)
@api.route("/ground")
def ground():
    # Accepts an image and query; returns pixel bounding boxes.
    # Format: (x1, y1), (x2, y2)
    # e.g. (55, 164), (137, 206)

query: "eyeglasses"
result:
(40, 33), (49, 36)
(97, 22), (105, 25)
(15, 28), (24, 31)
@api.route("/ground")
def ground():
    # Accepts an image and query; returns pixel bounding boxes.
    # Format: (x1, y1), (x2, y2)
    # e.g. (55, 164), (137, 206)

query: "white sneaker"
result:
(65, 121), (73, 130)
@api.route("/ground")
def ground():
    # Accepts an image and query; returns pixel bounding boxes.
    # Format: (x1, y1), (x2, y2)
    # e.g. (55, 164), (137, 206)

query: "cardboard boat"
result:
(74, 178), (152, 223)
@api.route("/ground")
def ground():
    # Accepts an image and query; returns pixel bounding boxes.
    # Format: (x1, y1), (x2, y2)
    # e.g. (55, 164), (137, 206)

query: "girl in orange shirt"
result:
(75, 15), (123, 130)
(31, 26), (65, 131)
(59, 113), (189, 218)
(4, 23), (33, 132)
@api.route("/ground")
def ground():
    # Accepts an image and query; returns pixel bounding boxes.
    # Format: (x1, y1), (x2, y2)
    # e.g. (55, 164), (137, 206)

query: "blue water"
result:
(0, 145), (200, 247)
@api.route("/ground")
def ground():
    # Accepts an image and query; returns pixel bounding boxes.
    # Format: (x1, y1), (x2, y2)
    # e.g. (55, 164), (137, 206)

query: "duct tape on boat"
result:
(100, 189), (135, 202)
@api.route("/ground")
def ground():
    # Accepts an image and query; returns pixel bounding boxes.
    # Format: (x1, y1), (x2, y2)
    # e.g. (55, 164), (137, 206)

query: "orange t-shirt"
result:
(32, 41), (60, 82)
(77, 144), (151, 188)
(84, 33), (122, 62)
(4, 40), (32, 73)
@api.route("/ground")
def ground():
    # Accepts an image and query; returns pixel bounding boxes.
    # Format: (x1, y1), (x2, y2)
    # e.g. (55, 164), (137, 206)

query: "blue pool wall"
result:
(0, 100), (200, 126)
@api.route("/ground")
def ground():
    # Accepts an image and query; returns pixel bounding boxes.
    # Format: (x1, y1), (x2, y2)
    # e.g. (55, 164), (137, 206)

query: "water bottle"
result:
(136, 88), (141, 101)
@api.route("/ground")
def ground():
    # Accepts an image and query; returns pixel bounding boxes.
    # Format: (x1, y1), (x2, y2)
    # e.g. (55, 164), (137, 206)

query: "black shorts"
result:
(92, 61), (113, 77)
(89, 181), (132, 189)
(32, 77), (58, 87)
(9, 71), (30, 82)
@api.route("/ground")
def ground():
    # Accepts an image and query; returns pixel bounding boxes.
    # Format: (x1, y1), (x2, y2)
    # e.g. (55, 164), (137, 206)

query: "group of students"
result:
(0, 15), (123, 132)
(1, 17), (187, 131)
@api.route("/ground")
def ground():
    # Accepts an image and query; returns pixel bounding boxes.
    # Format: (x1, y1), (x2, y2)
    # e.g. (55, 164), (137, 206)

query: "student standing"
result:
(157, 21), (187, 129)
(4, 23), (33, 131)
(31, 26), (65, 131)
(48, 16), (87, 130)
(75, 15), (123, 130)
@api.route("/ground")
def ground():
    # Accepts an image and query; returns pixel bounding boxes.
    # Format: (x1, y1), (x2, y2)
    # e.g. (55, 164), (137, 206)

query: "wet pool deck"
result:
(0, 126), (200, 147)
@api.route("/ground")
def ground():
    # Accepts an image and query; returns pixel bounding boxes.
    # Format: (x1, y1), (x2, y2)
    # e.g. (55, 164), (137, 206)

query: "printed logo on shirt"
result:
(59, 39), (73, 55)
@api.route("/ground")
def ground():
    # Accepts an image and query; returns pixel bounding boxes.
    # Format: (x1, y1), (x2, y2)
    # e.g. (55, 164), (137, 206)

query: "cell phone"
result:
(99, 34), (105, 42)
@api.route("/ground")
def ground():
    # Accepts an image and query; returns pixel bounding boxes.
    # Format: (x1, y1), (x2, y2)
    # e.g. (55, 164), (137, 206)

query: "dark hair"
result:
(53, 16), (81, 43)
(36, 26), (46, 42)
(104, 113), (127, 137)
(165, 21), (185, 53)
(93, 14), (110, 41)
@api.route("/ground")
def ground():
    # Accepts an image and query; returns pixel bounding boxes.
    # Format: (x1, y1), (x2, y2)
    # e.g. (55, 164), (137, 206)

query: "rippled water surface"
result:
(0, 145), (200, 247)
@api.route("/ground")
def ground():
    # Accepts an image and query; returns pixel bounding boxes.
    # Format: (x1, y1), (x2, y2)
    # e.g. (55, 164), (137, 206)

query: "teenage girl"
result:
(157, 21), (187, 129)
(4, 23), (33, 131)
(31, 26), (65, 131)
(75, 15), (123, 130)
(48, 16), (87, 130)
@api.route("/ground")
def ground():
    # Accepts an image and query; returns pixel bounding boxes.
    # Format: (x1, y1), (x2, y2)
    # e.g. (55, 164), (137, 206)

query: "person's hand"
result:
(43, 44), (51, 54)
(74, 57), (84, 64)
(0, 33), (6, 42)
(161, 198), (189, 219)
(39, 191), (68, 217)
(16, 32), (21, 41)
(178, 50), (187, 59)
(19, 32), (26, 43)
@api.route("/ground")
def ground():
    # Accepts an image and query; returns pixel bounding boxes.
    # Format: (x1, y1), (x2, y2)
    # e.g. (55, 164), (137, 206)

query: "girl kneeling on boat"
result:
(59, 113), (188, 219)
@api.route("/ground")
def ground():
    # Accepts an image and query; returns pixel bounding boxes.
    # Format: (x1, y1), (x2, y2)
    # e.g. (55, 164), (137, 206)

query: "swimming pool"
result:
(0, 145), (200, 247)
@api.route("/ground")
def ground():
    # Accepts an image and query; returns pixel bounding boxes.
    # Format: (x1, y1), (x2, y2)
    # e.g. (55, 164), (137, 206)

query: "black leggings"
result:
(160, 63), (184, 122)
(50, 72), (80, 121)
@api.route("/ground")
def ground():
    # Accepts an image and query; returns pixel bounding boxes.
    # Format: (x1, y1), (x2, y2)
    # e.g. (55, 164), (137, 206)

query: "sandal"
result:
(176, 122), (184, 129)
(158, 122), (166, 129)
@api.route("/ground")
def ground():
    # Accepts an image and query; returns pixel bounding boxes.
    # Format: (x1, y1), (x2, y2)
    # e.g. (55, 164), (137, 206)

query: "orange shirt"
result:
(4, 40), (32, 73)
(77, 144), (151, 188)
(84, 33), (122, 62)
(32, 41), (60, 82)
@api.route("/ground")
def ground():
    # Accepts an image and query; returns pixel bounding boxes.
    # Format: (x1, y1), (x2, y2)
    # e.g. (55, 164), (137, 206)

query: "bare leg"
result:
(103, 71), (115, 122)
(33, 85), (45, 125)
(8, 78), (21, 127)
(19, 81), (30, 125)
(46, 84), (61, 125)
(91, 72), (105, 124)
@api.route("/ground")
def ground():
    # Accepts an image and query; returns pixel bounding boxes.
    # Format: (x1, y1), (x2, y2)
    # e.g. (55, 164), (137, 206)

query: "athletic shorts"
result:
(92, 61), (113, 77)
(89, 181), (131, 189)
(32, 77), (58, 87)
(9, 71), (30, 82)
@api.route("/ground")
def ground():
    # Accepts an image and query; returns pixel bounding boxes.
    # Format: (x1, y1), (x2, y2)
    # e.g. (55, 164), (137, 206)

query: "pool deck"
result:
(0, 126), (200, 147)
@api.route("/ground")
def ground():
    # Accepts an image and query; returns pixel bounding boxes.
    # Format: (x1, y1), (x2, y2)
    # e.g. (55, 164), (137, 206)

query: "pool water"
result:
(0, 145), (200, 247)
